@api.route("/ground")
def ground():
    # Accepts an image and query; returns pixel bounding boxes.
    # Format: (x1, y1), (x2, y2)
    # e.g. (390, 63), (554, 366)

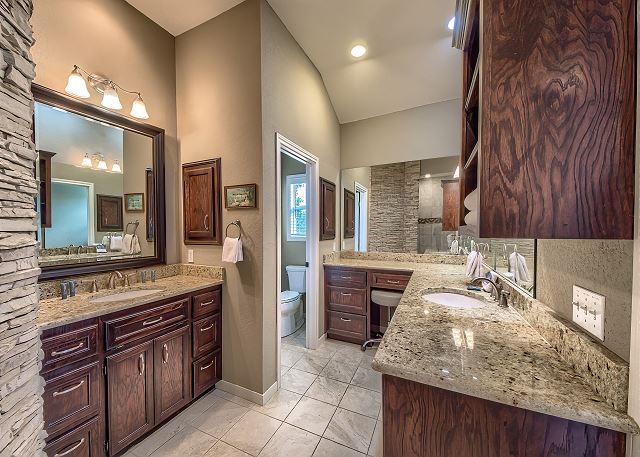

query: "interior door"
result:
(106, 341), (154, 456)
(154, 326), (190, 423)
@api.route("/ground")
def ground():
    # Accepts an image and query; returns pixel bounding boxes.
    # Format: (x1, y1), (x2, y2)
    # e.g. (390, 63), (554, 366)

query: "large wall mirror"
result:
(340, 156), (535, 296)
(33, 85), (165, 279)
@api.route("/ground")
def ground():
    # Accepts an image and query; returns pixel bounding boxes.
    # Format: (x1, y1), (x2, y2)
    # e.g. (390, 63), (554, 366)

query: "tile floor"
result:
(123, 328), (382, 457)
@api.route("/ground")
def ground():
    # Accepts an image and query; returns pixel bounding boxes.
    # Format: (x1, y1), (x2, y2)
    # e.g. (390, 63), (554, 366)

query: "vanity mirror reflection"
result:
(33, 85), (165, 279)
(340, 156), (536, 296)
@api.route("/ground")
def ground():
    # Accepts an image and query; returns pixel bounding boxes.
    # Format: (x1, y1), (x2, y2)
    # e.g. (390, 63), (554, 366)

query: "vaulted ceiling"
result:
(125, 0), (461, 123)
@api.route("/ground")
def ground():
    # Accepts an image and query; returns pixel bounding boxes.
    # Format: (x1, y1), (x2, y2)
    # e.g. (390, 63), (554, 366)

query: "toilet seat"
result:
(281, 290), (300, 303)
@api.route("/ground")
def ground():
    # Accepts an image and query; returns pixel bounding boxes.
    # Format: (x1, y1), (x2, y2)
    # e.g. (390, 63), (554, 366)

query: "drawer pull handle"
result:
(387, 280), (401, 284)
(341, 293), (352, 297)
(204, 214), (210, 231)
(139, 354), (145, 375)
(51, 342), (84, 357)
(142, 316), (163, 326)
(200, 299), (215, 307)
(200, 323), (215, 332)
(340, 276), (352, 280)
(52, 380), (85, 397)
(54, 438), (85, 457)
(162, 344), (169, 364)
(340, 317), (352, 322)
(200, 359), (215, 371)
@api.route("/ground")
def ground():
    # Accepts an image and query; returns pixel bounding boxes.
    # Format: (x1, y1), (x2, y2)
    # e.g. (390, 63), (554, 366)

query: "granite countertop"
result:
(324, 257), (639, 434)
(38, 275), (223, 330)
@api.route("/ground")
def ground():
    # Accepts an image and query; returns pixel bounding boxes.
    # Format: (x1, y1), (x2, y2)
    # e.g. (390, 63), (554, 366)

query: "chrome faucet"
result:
(470, 277), (510, 307)
(107, 271), (124, 290)
(67, 244), (76, 255)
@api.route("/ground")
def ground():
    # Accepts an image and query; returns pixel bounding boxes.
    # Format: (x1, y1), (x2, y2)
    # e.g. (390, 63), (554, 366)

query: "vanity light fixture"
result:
(453, 165), (460, 178)
(448, 17), (455, 31)
(64, 65), (150, 119)
(350, 44), (367, 58)
(81, 153), (93, 168)
(97, 155), (108, 171)
(111, 160), (122, 173)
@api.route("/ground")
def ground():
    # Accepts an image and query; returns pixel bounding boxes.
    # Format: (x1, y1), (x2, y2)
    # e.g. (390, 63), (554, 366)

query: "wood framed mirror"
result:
(33, 84), (166, 280)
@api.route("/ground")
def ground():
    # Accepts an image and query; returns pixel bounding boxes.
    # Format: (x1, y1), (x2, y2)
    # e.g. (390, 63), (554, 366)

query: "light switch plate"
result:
(188, 249), (194, 264)
(572, 285), (605, 340)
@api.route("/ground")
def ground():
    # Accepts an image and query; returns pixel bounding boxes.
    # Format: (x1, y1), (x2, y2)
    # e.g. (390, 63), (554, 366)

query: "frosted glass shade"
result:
(101, 86), (122, 110)
(97, 157), (108, 170)
(65, 68), (90, 98)
(81, 153), (92, 168)
(111, 160), (122, 173)
(130, 95), (149, 119)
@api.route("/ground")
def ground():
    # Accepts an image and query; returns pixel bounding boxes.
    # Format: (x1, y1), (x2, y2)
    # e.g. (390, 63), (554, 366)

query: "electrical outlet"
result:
(572, 285), (605, 340)
(187, 249), (194, 264)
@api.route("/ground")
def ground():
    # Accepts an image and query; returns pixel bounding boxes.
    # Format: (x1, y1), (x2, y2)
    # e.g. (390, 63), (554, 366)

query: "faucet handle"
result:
(124, 274), (131, 287)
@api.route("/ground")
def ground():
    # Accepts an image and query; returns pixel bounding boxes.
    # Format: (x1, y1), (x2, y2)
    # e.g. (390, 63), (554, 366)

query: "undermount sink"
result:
(422, 292), (484, 309)
(90, 289), (163, 303)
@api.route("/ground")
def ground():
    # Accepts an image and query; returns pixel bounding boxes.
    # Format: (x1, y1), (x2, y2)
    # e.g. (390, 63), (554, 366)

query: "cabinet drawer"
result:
(192, 289), (221, 319)
(43, 361), (101, 438)
(193, 349), (221, 398)
(327, 286), (367, 315)
(193, 314), (221, 359)
(327, 311), (367, 344)
(104, 298), (188, 349)
(42, 326), (97, 372)
(370, 271), (411, 290)
(326, 268), (367, 288)
(44, 415), (101, 457)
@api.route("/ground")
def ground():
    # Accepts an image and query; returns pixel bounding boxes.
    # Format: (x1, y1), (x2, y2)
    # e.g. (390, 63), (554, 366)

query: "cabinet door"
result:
(441, 179), (460, 231)
(320, 178), (336, 240)
(183, 159), (222, 245)
(343, 189), (355, 239)
(154, 326), (190, 423)
(106, 341), (154, 456)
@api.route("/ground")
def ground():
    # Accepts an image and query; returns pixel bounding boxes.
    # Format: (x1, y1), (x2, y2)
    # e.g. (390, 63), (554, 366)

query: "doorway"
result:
(354, 181), (368, 252)
(276, 133), (320, 387)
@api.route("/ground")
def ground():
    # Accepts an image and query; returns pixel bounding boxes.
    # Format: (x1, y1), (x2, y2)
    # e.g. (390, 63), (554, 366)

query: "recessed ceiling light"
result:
(448, 17), (455, 31)
(350, 45), (367, 58)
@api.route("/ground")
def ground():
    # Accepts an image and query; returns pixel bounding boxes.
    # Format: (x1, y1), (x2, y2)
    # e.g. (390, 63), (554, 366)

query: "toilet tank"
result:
(286, 265), (307, 293)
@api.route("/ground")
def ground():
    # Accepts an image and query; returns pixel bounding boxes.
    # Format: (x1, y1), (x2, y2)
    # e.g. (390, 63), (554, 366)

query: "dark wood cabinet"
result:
(44, 416), (103, 457)
(454, 0), (635, 239)
(193, 348), (222, 398)
(154, 326), (190, 423)
(38, 150), (55, 228)
(441, 179), (459, 231)
(320, 178), (336, 240)
(106, 341), (154, 456)
(343, 189), (355, 239)
(96, 195), (123, 232)
(183, 159), (222, 245)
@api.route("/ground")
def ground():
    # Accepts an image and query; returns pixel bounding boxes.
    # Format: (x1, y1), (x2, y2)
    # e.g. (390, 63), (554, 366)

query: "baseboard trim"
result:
(317, 333), (327, 344)
(216, 380), (279, 406)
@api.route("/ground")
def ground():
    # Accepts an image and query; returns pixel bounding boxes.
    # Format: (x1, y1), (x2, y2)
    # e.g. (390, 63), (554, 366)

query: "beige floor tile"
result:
(367, 421), (383, 457)
(323, 409), (376, 454)
(131, 417), (186, 456)
(281, 347), (305, 367)
(319, 359), (358, 383)
(351, 367), (382, 392)
(176, 391), (220, 424)
(191, 398), (250, 438)
(221, 410), (282, 456)
(258, 423), (320, 457)
(205, 440), (252, 456)
(251, 389), (302, 420)
(332, 346), (365, 363)
(285, 396), (336, 436)
(313, 438), (365, 457)
(281, 368), (317, 394)
(152, 424), (217, 457)
(358, 354), (375, 369)
(305, 376), (348, 406)
(292, 354), (331, 375)
(213, 389), (257, 408)
(281, 365), (291, 377)
(310, 343), (339, 359)
(339, 385), (381, 419)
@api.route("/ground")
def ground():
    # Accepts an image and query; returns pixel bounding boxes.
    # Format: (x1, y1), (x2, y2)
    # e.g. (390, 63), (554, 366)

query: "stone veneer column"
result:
(0, 1), (45, 456)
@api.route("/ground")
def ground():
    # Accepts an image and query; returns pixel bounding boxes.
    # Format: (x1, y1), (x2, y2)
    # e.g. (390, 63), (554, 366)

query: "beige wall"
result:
(176, 0), (265, 393)
(261, 0), (341, 391)
(31, 0), (179, 263)
(281, 154), (306, 290)
(340, 99), (461, 169)
(536, 240), (633, 362)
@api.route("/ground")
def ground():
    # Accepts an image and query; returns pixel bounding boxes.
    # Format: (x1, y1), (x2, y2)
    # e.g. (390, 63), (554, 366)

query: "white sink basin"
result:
(422, 292), (484, 309)
(90, 289), (163, 303)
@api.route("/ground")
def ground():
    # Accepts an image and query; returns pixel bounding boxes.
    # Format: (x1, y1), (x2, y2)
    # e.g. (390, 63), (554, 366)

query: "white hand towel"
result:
(450, 239), (459, 255)
(121, 234), (133, 254)
(222, 237), (243, 263)
(483, 271), (497, 293)
(465, 251), (484, 278)
(101, 235), (109, 246)
(509, 252), (531, 283)
(131, 235), (141, 255)
(110, 235), (123, 251)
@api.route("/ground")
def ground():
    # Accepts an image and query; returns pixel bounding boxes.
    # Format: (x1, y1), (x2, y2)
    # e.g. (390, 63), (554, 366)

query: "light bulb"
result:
(97, 156), (108, 170)
(65, 66), (90, 98)
(130, 94), (149, 119)
(81, 153), (93, 168)
(350, 45), (367, 58)
(101, 84), (122, 110)
(448, 17), (455, 31)
(111, 160), (122, 173)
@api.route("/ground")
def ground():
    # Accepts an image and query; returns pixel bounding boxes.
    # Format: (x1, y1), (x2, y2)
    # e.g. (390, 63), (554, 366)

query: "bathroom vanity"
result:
(38, 276), (223, 457)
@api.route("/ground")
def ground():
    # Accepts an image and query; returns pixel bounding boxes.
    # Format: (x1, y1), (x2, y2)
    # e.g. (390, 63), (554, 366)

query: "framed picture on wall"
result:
(125, 193), (145, 212)
(97, 194), (123, 231)
(224, 184), (257, 209)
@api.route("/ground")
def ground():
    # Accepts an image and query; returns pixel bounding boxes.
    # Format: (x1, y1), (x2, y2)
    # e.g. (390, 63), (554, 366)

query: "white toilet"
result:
(281, 265), (306, 337)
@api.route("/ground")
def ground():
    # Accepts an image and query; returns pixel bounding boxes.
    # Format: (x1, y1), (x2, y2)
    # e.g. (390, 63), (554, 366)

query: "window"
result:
(286, 174), (307, 241)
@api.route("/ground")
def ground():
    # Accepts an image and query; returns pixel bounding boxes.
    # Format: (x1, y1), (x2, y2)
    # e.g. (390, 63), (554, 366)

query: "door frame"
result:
(276, 133), (320, 387)
(354, 181), (368, 252)
(50, 178), (96, 246)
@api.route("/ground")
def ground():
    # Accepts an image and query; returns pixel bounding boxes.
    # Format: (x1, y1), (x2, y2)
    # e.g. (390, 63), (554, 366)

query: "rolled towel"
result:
(464, 211), (478, 226)
(222, 237), (243, 263)
(464, 189), (478, 211)
(110, 235), (123, 251)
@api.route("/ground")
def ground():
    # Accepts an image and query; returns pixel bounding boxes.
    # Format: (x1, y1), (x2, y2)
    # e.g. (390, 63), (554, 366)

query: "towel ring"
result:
(225, 220), (241, 240)
(126, 220), (139, 235)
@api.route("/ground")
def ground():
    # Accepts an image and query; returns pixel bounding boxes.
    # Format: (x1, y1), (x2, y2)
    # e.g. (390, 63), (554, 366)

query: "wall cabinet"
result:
(343, 189), (355, 239)
(454, 0), (635, 239)
(320, 178), (336, 240)
(183, 159), (222, 245)
(441, 179), (460, 232)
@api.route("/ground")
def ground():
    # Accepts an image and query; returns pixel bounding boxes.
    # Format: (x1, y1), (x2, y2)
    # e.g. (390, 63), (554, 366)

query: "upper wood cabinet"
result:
(344, 189), (355, 239)
(455, 0), (635, 239)
(183, 159), (222, 245)
(320, 178), (336, 240)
